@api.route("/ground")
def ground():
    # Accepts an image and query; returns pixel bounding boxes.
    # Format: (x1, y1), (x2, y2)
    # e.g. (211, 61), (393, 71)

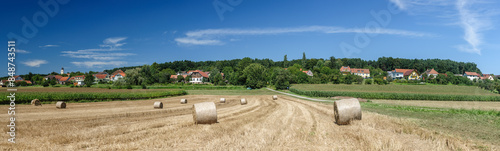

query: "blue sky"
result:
(1, 0), (499, 75)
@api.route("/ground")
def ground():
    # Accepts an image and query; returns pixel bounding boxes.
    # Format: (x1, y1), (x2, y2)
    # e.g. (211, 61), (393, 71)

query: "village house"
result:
(59, 77), (70, 85)
(463, 72), (480, 81)
(340, 66), (351, 75)
(0, 76), (32, 86)
(93, 72), (110, 83)
(481, 74), (494, 81)
(170, 74), (189, 82)
(110, 70), (126, 81)
(300, 69), (313, 76)
(74, 75), (85, 86)
(171, 70), (225, 83)
(350, 68), (370, 79)
(44, 75), (63, 81)
(339, 66), (370, 78)
(388, 69), (420, 80)
(188, 70), (210, 83)
(423, 68), (439, 78)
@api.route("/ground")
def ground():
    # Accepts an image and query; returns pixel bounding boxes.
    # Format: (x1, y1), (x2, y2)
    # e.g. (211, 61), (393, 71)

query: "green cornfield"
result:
(289, 88), (500, 101)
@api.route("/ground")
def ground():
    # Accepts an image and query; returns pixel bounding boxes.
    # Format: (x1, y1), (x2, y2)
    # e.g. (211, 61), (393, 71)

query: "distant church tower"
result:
(61, 67), (64, 75)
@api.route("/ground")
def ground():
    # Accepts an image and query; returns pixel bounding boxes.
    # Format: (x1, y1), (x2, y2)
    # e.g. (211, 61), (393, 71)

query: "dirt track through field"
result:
(0, 95), (493, 150)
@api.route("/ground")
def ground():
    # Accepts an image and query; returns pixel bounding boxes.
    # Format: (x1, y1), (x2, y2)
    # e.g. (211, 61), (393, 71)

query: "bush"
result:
(142, 84), (147, 89)
(127, 85), (133, 89)
(365, 79), (372, 85)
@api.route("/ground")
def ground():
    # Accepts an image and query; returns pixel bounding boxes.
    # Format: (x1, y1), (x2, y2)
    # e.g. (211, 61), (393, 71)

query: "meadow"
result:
(291, 84), (500, 101)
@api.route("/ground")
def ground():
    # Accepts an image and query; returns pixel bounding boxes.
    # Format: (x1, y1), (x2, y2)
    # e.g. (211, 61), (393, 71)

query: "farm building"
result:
(110, 70), (126, 81)
(463, 72), (480, 81)
(339, 66), (369, 78)
(388, 69), (420, 80)
(94, 72), (110, 83)
(423, 68), (439, 78)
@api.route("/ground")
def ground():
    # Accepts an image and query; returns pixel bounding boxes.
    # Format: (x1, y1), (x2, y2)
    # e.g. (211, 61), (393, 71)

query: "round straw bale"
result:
(31, 99), (41, 106)
(154, 101), (163, 109)
(192, 102), (217, 124)
(180, 99), (188, 104)
(333, 98), (362, 125)
(220, 98), (226, 103)
(272, 95), (278, 100)
(240, 98), (247, 105)
(56, 101), (66, 109)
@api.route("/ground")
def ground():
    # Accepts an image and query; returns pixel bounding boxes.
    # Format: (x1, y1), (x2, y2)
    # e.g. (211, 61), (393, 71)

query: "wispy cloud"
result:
(455, 0), (492, 55)
(61, 49), (134, 60)
(175, 38), (223, 45)
(71, 61), (127, 68)
(389, 0), (497, 55)
(100, 37), (127, 48)
(39, 45), (59, 48)
(175, 26), (433, 45)
(22, 60), (48, 67)
(61, 37), (134, 68)
(16, 49), (30, 54)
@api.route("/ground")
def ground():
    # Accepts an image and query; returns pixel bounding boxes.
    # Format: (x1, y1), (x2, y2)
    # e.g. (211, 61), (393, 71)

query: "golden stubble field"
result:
(0, 95), (494, 150)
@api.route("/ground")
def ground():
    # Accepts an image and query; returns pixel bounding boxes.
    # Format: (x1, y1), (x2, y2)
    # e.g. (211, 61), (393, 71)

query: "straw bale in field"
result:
(154, 101), (163, 109)
(334, 98), (362, 125)
(56, 101), (66, 109)
(180, 99), (188, 104)
(192, 102), (217, 124)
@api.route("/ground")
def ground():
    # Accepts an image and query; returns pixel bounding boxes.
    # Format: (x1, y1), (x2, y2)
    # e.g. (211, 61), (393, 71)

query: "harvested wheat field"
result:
(0, 95), (495, 150)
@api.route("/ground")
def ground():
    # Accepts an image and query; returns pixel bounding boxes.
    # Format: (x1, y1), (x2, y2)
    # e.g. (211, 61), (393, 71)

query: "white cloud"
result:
(61, 37), (134, 68)
(175, 38), (223, 45)
(39, 45), (59, 48)
(456, 0), (492, 55)
(23, 60), (48, 67)
(71, 61), (127, 68)
(16, 49), (30, 53)
(175, 26), (433, 45)
(61, 49), (134, 60)
(100, 37), (127, 48)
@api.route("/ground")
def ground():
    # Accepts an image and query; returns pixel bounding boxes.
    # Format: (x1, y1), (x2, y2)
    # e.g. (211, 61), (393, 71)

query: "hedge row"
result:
(0, 90), (187, 104)
(289, 88), (500, 101)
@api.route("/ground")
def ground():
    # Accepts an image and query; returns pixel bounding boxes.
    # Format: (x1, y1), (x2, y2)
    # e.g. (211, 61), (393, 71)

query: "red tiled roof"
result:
(350, 68), (370, 74)
(111, 70), (126, 79)
(424, 68), (439, 75)
(74, 75), (85, 79)
(60, 77), (70, 81)
(94, 74), (107, 79)
(464, 72), (479, 76)
(190, 70), (209, 78)
(393, 69), (414, 73)
(403, 69), (418, 76)
(340, 66), (351, 72)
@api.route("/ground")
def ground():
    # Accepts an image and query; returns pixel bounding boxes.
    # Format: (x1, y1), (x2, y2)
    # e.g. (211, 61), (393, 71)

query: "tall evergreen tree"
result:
(283, 55), (288, 68)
